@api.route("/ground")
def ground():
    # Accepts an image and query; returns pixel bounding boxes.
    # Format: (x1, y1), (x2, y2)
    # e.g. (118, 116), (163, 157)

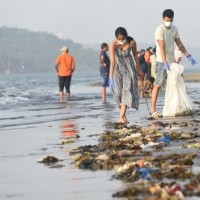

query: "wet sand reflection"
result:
(60, 120), (78, 137)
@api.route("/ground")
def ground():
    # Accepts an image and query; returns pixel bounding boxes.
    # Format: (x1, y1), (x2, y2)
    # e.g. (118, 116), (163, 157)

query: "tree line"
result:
(0, 26), (99, 73)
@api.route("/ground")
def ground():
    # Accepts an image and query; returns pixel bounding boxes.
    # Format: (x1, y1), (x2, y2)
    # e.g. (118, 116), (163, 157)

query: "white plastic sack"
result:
(162, 63), (193, 117)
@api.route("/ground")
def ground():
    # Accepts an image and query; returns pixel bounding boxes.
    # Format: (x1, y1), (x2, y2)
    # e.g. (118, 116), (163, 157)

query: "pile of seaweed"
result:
(69, 115), (200, 200)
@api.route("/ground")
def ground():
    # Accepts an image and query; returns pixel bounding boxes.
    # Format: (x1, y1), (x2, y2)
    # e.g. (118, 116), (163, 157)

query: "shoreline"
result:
(184, 73), (200, 82)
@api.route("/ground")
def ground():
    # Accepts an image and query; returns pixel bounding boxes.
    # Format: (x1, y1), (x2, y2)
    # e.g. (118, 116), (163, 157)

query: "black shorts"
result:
(59, 76), (72, 93)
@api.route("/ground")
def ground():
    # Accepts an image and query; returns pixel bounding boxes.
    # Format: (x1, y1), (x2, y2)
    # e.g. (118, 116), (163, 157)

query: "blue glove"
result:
(187, 55), (197, 65)
(164, 62), (170, 71)
(109, 79), (114, 92)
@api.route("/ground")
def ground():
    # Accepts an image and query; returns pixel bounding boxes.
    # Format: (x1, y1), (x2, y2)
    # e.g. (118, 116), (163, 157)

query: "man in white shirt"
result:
(150, 9), (196, 118)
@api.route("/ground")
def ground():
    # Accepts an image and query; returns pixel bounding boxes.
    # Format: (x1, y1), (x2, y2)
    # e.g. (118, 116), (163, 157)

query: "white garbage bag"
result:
(162, 63), (193, 117)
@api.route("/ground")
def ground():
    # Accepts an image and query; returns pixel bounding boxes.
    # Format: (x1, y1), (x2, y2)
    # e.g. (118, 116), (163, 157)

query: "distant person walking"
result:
(109, 27), (142, 123)
(55, 46), (75, 102)
(99, 43), (110, 103)
(150, 9), (197, 118)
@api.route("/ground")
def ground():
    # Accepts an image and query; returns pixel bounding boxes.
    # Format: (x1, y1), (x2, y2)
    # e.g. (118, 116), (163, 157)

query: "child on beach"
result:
(99, 43), (110, 103)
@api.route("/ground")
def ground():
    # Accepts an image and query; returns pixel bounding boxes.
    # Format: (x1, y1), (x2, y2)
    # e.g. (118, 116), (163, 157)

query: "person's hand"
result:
(187, 55), (197, 65)
(136, 67), (143, 80)
(102, 63), (106, 68)
(109, 79), (114, 92)
(164, 62), (170, 71)
(139, 70), (144, 79)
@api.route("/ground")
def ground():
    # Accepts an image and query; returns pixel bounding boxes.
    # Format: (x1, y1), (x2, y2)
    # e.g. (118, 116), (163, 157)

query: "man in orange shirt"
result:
(55, 46), (75, 102)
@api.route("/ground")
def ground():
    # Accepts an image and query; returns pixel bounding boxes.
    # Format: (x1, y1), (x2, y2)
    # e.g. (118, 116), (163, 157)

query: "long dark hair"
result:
(115, 27), (128, 38)
(115, 27), (133, 43)
(126, 36), (134, 43)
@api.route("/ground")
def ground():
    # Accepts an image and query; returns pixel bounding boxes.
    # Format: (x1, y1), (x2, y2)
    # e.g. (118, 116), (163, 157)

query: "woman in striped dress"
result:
(109, 27), (142, 123)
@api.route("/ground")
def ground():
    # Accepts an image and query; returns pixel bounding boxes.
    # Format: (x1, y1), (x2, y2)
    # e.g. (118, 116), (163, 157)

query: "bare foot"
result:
(123, 115), (129, 123)
(118, 118), (126, 124)
(102, 100), (106, 104)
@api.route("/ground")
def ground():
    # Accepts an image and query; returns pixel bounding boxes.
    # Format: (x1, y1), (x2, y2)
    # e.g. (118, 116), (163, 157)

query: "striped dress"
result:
(113, 47), (139, 109)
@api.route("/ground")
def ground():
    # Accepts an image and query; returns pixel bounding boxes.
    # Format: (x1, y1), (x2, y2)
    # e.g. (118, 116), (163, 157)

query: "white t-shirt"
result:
(155, 24), (180, 63)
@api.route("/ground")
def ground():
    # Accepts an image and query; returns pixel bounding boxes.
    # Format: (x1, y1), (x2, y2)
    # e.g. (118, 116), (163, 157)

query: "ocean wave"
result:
(0, 94), (29, 104)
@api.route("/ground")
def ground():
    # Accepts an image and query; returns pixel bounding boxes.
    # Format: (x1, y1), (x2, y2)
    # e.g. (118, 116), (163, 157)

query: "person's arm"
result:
(100, 53), (106, 68)
(54, 57), (60, 74)
(175, 38), (197, 64)
(71, 57), (75, 72)
(55, 64), (59, 73)
(157, 40), (167, 63)
(175, 38), (189, 57)
(131, 40), (142, 76)
(157, 39), (170, 70)
(109, 41), (115, 79)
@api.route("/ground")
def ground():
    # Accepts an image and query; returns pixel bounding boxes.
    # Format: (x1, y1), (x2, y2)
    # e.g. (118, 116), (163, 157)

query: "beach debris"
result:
(182, 142), (200, 149)
(49, 164), (65, 169)
(69, 113), (200, 199)
(137, 167), (157, 180)
(59, 139), (75, 145)
(87, 133), (101, 137)
(194, 101), (200, 105)
(40, 147), (48, 151)
(157, 135), (170, 144)
(37, 155), (62, 164)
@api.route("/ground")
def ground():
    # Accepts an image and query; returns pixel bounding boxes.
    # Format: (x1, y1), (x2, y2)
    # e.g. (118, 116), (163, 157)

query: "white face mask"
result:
(117, 39), (127, 45)
(164, 21), (173, 28)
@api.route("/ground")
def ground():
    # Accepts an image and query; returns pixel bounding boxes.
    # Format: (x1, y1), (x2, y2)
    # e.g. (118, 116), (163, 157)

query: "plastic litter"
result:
(138, 167), (156, 180)
(157, 135), (170, 144)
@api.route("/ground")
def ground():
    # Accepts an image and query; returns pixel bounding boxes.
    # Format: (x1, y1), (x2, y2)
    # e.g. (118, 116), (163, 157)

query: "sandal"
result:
(150, 112), (163, 119)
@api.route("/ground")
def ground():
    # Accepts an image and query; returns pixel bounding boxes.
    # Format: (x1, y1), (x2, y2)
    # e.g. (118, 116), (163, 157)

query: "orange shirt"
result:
(55, 52), (75, 76)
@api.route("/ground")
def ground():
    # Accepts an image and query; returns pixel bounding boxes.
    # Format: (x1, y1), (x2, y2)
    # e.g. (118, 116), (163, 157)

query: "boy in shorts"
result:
(99, 43), (110, 103)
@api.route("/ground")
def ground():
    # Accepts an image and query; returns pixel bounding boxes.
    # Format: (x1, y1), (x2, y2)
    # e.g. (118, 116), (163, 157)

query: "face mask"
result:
(117, 39), (127, 45)
(164, 21), (172, 28)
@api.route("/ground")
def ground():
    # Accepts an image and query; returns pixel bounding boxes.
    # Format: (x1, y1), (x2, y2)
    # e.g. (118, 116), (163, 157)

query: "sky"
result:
(0, 0), (199, 48)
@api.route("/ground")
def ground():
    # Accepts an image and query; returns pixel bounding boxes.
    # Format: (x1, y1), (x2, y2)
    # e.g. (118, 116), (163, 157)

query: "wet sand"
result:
(0, 73), (200, 200)
(0, 102), (125, 200)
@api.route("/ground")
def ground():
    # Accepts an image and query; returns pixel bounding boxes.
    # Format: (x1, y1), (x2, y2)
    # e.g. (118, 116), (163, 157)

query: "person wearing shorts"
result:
(55, 46), (75, 102)
(150, 9), (196, 118)
(99, 43), (110, 103)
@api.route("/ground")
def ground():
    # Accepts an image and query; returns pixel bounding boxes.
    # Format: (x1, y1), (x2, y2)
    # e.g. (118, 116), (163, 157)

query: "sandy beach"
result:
(0, 72), (200, 200)
(184, 73), (200, 82)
